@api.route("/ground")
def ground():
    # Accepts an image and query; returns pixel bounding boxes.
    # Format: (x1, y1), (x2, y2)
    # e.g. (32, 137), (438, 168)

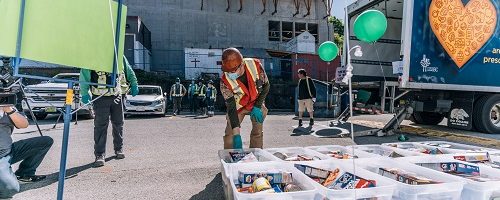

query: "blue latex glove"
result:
(131, 84), (139, 97)
(250, 107), (264, 123)
(233, 134), (243, 149)
(81, 94), (91, 104)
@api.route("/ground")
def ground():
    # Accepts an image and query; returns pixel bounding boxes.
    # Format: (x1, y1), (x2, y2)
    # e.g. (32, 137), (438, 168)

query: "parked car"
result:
(22, 73), (94, 120)
(124, 85), (166, 117)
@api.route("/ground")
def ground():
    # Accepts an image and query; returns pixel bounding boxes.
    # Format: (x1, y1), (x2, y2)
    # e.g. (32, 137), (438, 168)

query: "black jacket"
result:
(298, 77), (316, 100)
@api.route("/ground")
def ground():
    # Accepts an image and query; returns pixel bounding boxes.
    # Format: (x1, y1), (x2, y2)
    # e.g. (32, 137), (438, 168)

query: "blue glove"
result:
(233, 134), (243, 149)
(250, 107), (264, 123)
(131, 84), (139, 97)
(81, 94), (91, 104)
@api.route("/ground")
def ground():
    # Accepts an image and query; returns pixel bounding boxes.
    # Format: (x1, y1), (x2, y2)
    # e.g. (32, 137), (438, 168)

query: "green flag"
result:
(0, 0), (127, 73)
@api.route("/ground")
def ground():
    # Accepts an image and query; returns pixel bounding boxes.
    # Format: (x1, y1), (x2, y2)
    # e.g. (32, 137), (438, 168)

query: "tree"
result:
(328, 16), (344, 50)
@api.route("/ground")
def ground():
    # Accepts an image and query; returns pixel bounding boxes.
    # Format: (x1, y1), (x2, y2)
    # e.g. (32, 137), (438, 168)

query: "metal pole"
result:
(344, 6), (355, 141)
(57, 82), (74, 200)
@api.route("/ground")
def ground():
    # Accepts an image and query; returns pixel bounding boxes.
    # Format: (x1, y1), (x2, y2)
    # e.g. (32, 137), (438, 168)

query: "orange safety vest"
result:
(221, 58), (261, 113)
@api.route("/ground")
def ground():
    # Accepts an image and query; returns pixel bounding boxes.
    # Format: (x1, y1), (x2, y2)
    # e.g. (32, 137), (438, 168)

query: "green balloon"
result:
(353, 10), (388, 43)
(318, 41), (339, 62)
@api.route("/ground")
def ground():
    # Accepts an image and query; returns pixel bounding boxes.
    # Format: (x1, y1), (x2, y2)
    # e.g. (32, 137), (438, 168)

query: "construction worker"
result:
(206, 80), (217, 117)
(220, 48), (270, 149)
(297, 69), (316, 126)
(169, 77), (187, 116)
(197, 79), (207, 116)
(188, 80), (198, 113)
(80, 56), (139, 167)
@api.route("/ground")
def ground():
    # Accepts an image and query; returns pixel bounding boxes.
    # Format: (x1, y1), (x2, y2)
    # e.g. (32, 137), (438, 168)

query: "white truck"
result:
(22, 73), (94, 120)
(347, 0), (500, 134)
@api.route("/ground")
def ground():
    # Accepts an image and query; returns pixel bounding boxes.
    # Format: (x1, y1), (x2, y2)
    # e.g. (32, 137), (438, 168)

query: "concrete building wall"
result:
(124, 0), (330, 74)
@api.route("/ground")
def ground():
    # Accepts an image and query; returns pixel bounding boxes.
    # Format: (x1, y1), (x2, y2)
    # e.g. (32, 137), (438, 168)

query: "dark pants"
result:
(173, 97), (182, 114)
(207, 98), (215, 112)
(0, 136), (53, 198)
(93, 95), (124, 157)
(189, 95), (198, 113)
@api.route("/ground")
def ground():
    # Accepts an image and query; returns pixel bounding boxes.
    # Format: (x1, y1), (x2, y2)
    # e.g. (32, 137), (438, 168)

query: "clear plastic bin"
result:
(348, 144), (425, 157)
(306, 145), (376, 159)
(265, 147), (331, 162)
(227, 161), (323, 200)
(417, 141), (500, 154)
(294, 160), (396, 200)
(382, 142), (459, 154)
(356, 158), (465, 200)
(398, 155), (500, 200)
(218, 148), (280, 199)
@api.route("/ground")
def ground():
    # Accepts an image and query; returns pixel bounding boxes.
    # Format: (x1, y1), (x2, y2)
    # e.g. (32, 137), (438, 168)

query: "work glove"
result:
(81, 94), (91, 104)
(131, 84), (139, 97)
(233, 134), (243, 149)
(250, 106), (264, 124)
(312, 98), (316, 103)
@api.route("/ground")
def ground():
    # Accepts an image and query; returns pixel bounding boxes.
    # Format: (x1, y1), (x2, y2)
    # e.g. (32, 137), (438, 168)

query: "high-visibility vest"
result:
(221, 58), (260, 112)
(207, 86), (217, 99)
(119, 73), (129, 95)
(189, 84), (198, 96)
(197, 85), (207, 97)
(90, 71), (120, 96)
(171, 84), (185, 97)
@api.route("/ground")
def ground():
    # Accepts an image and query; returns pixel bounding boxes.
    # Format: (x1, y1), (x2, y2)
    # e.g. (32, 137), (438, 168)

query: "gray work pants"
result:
(173, 97), (182, 114)
(93, 95), (124, 157)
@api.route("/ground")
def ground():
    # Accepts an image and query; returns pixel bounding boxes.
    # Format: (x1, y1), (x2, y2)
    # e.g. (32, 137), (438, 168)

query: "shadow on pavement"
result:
(291, 127), (313, 136)
(315, 129), (344, 137)
(19, 157), (115, 193)
(189, 173), (224, 200)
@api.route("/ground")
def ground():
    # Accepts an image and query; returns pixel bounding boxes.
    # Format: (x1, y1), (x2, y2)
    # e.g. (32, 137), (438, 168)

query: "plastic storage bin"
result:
(417, 141), (500, 154)
(219, 148), (280, 199)
(383, 142), (460, 154)
(265, 147), (331, 162)
(398, 155), (500, 200)
(295, 160), (396, 200)
(227, 161), (323, 200)
(306, 145), (376, 160)
(356, 158), (465, 200)
(348, 144), (425, 157)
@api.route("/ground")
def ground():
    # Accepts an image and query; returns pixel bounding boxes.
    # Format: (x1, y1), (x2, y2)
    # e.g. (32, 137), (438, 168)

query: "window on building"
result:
(307, 23), (318, 43)
(295, 22), (306, 37)
(281, 22), (293, 42)
(268, 21), (281, 41)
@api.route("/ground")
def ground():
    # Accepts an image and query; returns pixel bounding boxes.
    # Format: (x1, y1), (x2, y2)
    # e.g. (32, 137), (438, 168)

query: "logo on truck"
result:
(420, 55), (438, 72)
(449, 108), (470, 127)
(429, 0), (497, 69)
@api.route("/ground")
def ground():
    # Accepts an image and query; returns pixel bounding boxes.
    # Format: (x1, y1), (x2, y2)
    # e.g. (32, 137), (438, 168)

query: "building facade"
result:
(124, 0), (332, 75)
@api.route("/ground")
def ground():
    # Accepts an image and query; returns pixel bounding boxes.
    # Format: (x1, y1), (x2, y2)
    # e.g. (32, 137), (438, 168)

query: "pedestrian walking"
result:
(220, 48), (270, 149)
(170, 77), (187, 116)
(80, 56), (139, 167)
(206, 80), (217, 117)
(297, 68), (316, 126)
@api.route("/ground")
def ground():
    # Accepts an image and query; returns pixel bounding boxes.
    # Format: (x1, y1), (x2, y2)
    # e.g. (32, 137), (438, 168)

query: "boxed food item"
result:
(238, 171), (294, 185)
(417, 162), (480, 175)
(295, 164), (376, 190)
(378, 168), (440, 185)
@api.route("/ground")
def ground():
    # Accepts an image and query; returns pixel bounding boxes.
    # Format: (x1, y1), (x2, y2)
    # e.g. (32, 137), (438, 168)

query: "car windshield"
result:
(137, 87), (160, 95)
(49, 75), (79, 83)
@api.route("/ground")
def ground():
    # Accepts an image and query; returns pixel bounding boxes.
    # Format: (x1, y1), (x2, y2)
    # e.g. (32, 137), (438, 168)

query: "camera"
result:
(0, 57), (20, 106)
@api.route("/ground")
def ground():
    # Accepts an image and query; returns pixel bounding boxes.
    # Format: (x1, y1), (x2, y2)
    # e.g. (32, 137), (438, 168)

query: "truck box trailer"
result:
(347, 0), (500, 134)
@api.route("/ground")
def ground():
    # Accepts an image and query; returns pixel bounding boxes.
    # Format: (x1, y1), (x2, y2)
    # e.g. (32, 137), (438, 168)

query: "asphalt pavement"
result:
(9, 113), (499, 200)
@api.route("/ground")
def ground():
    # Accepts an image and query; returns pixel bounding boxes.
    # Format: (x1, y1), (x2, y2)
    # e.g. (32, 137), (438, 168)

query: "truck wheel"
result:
(473, 95), (500, 134)
(34, 113), (48, 120)
(410, 112), (444, 125)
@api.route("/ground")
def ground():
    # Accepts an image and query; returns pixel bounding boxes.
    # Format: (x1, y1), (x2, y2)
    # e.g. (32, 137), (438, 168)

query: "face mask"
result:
(227, 72), (240, 80)
(176, 82), (180, 84)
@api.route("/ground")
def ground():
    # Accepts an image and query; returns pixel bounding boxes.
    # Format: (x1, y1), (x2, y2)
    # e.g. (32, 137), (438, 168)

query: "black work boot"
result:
(309, 118), (314, 126)
(298, 119), (303, 127)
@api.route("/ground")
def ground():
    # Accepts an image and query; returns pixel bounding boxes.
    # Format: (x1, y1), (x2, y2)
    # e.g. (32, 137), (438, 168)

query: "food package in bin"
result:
(273, 152), (321, 161)
(294, 164), (331, 179)
(324, 171), (376, 190)
(417, 162), (480, 175)
(238, 171), (293, 185)
(453, 153), (490, 163)
(229, 151), (258, 163)
(295, 164), (375, 190)
(378, 168), (440, 185)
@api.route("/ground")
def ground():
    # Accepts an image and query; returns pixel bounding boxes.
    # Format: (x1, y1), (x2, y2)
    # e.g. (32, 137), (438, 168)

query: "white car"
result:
(22, 73), (94, 120)
(124, 85), (166, 116)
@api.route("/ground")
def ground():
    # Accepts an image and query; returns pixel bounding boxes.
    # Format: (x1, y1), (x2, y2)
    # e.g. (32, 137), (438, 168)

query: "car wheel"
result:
(473, 94), (500, 134)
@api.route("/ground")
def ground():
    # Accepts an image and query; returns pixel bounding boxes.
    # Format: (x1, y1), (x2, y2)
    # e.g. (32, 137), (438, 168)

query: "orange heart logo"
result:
(429, 0), (497, 68)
